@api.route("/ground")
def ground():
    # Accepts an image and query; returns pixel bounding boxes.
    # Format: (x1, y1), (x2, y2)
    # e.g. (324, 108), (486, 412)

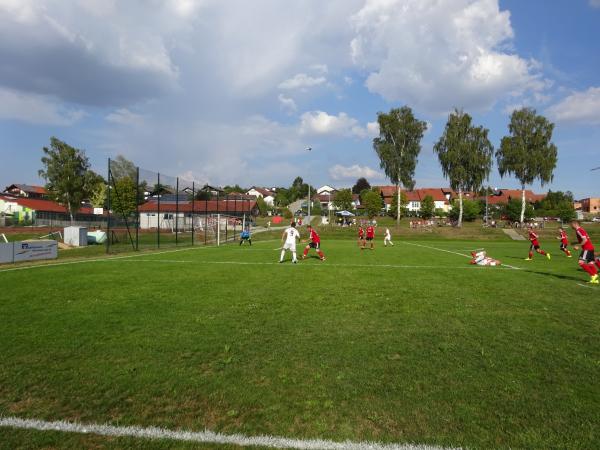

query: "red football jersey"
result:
(528, 230), (539, 243)
(358, 227), (364, 237)
(309, 228), (320, 244)
(559, 229), (568, 243)
(366, 226), (375, 238)
(575, 226), (594, 251)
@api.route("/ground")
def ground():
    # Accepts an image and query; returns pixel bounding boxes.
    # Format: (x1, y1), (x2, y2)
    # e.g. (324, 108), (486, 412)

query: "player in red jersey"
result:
(556, 227), (572, 257)
(357, 226), (365, 248)
(363, 224), (375, 250)
(524, 226), (551, 261)
(302, 225), (325, 261)
(570, 220), (598, 284)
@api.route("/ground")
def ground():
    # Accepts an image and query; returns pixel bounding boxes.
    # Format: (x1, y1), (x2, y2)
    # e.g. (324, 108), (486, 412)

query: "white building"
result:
(246, 187), (276, 206)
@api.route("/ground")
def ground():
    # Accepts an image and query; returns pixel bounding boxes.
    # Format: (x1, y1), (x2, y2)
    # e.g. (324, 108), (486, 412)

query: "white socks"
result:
(279, 250), (298, 263)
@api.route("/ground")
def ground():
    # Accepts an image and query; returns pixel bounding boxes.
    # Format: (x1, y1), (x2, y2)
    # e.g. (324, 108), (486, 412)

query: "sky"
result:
(0, 0), (599, 197)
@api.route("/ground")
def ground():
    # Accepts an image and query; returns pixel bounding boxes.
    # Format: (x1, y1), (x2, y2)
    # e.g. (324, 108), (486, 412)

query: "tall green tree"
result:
(110, 155), (137, 180)
(502, 199), (534, 223)
(111, 177), (138, 217)
(434, 110), (494, 227)
(38, 137), (98, 223)
(388, 190), (408, 219)
(361, 189), (382, 218)
(352, 177), (371, 195)
(496, 107), (558, 224)
(333, 188), (354, 211)
(419, 195), (435, 219)
(373, 106), (427, 225)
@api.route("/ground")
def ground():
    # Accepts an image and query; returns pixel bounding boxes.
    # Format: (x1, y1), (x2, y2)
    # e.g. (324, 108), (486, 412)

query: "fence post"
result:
(157, 172), (161, 249)
(107, 158), (111, 254)
(217, 214), (220, 246)
(136, 166), (140, 251)
(204, 191), (207, 245)
(191, 181), (195, 246)
(175, 177), (179, 246)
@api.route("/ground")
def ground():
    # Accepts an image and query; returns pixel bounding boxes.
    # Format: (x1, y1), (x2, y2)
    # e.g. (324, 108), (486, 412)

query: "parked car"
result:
(592, 216), (600, 222)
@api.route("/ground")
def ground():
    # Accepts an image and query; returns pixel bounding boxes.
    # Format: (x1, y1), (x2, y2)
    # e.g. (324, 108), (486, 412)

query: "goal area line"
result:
(0, 415), (458, 450)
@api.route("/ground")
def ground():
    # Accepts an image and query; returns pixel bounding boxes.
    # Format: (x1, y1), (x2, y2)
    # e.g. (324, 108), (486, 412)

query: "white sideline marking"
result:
(576, 283), (598, 289)
(0, 416), (457, 450)
(0, 245), (217, 273)
(401, 241), (521, 270)
(120, 259), (513, 270)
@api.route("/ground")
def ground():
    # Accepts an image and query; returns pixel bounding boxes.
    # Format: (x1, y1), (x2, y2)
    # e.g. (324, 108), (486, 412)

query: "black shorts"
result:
(366, 236), (373, 241)
(560, 242), (568, 250)
(309, 242), (320, 249)
(580, 249), (595, 264)
(530, 243), (539, 250)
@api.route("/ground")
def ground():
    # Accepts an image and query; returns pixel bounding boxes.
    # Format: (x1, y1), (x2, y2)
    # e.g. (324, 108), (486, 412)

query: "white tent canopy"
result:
(335, 210), (355, 217)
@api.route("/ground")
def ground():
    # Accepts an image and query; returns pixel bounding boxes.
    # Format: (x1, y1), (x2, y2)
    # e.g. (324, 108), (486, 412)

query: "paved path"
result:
(503, 228), (526, 240)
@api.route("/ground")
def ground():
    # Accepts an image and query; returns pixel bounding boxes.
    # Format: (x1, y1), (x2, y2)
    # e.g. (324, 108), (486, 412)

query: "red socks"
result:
(579, 261), (598, 276)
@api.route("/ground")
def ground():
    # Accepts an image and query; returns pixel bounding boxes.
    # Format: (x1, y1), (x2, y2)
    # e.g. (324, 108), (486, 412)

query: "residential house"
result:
(0, 194), (98, 225)
(579, 197), (600, 214)
(3, 184), (49, 199)
(138, 199), (258, 230)
(246, 187), (276, 207)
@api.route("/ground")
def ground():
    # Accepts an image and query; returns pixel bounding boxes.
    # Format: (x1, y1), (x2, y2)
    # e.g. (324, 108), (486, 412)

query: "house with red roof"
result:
(246, 187), (276, 206)
(3, 184), (49, 199)
(0, 194), (97, 225)
(138, 199), (258, 229)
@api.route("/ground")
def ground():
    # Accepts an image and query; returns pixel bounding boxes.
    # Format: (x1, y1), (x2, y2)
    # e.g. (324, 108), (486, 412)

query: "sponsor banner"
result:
(13, 240), (58, 262)
(0, 243), (13, 263)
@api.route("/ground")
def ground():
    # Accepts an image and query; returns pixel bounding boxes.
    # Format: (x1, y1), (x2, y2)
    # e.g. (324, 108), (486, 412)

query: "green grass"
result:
(0, 233), (599, 449)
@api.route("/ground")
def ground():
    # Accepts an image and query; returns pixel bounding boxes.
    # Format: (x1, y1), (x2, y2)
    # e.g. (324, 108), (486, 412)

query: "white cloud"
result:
(278, 73), (327, 90)
(329, 164), (383, 181)
(105, 108), (145, 126)
(350, 0), (545, 113)
(299, 111), (372, 138)
(546, 87), (600, 125)
(366, 121), (379, 136)
(309, 63), (328, 74)
(0, 87), (84, 125)
(590, 0), (600, 8)
(277, 94), (297, 114)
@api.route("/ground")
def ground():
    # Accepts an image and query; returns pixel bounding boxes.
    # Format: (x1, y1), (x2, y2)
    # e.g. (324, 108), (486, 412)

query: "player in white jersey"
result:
(280, 221), (300, 263)
(383, 228), (394, 247)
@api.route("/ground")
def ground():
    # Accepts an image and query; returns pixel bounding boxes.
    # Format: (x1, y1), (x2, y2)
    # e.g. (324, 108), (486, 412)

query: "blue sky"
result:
(0, 0), (599, 197)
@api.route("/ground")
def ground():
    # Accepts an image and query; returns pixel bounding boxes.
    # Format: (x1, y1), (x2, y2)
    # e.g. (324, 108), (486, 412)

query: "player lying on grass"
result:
(525, 226), (551, 261)
(280, 221), (300, 264)
(469, 250), (501, 266)
(556, 227), (571, 257)
(302, 225), (325, 261)
(570, 220), (599, 284)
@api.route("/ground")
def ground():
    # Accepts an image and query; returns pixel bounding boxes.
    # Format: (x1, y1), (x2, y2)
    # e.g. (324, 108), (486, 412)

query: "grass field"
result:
(1, 231), (599, 449)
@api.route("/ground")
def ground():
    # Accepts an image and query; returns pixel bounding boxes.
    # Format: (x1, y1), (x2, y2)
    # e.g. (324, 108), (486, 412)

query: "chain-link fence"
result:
(107, 158), (258, 253)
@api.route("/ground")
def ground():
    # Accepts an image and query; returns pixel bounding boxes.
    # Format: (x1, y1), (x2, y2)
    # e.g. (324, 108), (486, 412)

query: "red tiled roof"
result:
(139, 200), (257, 213)
(417, 188), (448, 202)
(6, 184), (48, 195)
(0, 195), (94, 214)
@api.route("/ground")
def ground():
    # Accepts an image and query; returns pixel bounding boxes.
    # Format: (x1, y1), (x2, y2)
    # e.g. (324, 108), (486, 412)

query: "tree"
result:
(373, 106), (427, 226)
(352, 177), (371, 195)
(448, 199), (480, 222)
(256, 196), (268, 216)
(434, 110), (493, 227)
(333, 188), (354, 211)
(556, 201), (576, 223)
(223, 184), (245, 194)
(111, 176), (138, 217)
(419, 195), (435, 219)
(38, 137), (97, 223)
(110, 155), (137, 180)
(389, 190), (408, 219)
(497, 108), (558, 224)
(311, 199), (322, 216)
(89, 179), (107, 209)
(195, 190), (212, 200)
(151, 183), (172, 196)
(361, 189), (382, 218)
(502, 199), (534, 223)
